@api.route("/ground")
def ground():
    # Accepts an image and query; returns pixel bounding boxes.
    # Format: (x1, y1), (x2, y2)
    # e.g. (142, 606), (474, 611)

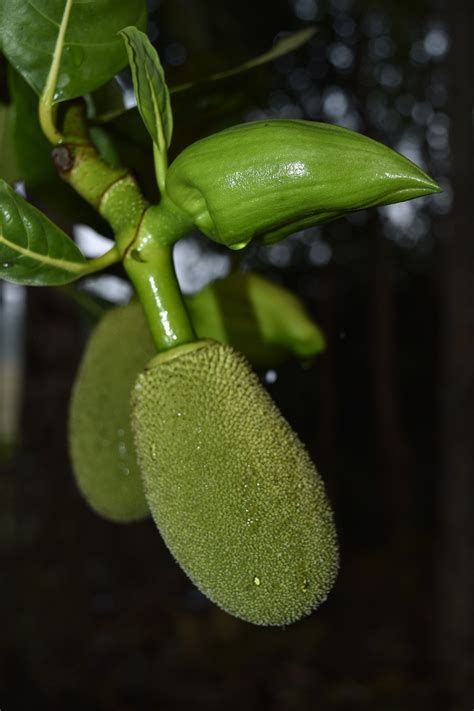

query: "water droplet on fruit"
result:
(2, 262), (10, 269)
(253, 576), (261, 587)
(119, 464), (130, 476)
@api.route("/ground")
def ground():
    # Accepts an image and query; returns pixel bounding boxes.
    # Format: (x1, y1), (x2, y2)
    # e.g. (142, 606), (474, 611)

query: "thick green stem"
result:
(53, 141), (148, 237)
(52, 102), (195, 352)
(123, 207), (196, 351)
(52, 103), (148, 239)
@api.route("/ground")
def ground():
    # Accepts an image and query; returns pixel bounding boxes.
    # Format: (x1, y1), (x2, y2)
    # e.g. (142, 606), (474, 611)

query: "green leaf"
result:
(119, 26), (173, 151)
(173, 27), (317, 94)
(94, 27), (314, 125)
(0, 180), (87, 285)
(0, 102), (20, 184)
(0, 0), (147, 102)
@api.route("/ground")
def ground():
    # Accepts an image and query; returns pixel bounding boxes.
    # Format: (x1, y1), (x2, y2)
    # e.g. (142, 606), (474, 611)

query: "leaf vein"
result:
(0, 234), (84, 272)
(27, 0), (61, 29)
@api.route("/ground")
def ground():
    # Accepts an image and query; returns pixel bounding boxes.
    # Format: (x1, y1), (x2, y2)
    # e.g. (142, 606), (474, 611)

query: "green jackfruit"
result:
(69, 303), (153, 522)
(132, 341), (338, 625)
(186, 272), (325, 366)
(68, 274), (324, 523)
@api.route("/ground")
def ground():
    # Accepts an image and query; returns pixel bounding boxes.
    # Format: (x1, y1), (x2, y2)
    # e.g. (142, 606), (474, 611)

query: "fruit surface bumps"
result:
(132, 341), (339, 625)
(69, 303), (153, 522)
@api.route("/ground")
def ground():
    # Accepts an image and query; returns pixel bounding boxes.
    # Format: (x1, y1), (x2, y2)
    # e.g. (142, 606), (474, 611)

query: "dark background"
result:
(1, 0), (473, 709)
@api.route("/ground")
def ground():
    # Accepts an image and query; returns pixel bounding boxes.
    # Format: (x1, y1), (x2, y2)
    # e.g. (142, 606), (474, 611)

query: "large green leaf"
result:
(0, 180), (87, 285)
(120, 26), (173, 151)
(0, 0), (147, 102)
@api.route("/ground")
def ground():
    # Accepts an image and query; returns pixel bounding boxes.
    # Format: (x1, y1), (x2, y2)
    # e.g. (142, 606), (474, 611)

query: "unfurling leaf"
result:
(119, 26), (173, 151)
(0, 180), (86, 285)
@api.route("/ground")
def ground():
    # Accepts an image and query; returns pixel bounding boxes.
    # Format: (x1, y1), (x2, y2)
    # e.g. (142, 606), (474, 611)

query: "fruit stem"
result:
(123, 207), (196, 351)
(51, 101), (195, 352)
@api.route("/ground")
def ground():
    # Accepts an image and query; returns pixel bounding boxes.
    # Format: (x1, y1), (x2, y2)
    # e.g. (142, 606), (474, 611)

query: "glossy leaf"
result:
(0, 0), (147, 102)
(120, 26), (173, 151)
(0, 180), (87, 285)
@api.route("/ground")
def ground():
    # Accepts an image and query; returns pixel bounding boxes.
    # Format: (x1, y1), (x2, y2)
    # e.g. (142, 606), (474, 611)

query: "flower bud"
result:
(163, 119), (440, 248)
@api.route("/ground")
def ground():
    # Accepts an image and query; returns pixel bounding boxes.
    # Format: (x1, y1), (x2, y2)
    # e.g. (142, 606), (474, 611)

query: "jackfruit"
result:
(69, 274), (325, 523)
(132, 341), (338, 625)
(69, 302), (153, 522)
(186, 272), (325, 366)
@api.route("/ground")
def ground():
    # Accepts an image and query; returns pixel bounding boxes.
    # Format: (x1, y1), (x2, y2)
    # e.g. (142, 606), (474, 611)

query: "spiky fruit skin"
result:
(69, 303), (153, 522)
(68, 277), (324, 523)
(132, 341), (338, 626)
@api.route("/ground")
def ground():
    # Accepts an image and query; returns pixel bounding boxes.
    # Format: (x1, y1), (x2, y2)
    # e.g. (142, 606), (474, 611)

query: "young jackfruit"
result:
(132, 341), (338, 626)
(69, 303), (153, 522)
(186, 272), (325, 366)
(68, 275), (324, 523)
